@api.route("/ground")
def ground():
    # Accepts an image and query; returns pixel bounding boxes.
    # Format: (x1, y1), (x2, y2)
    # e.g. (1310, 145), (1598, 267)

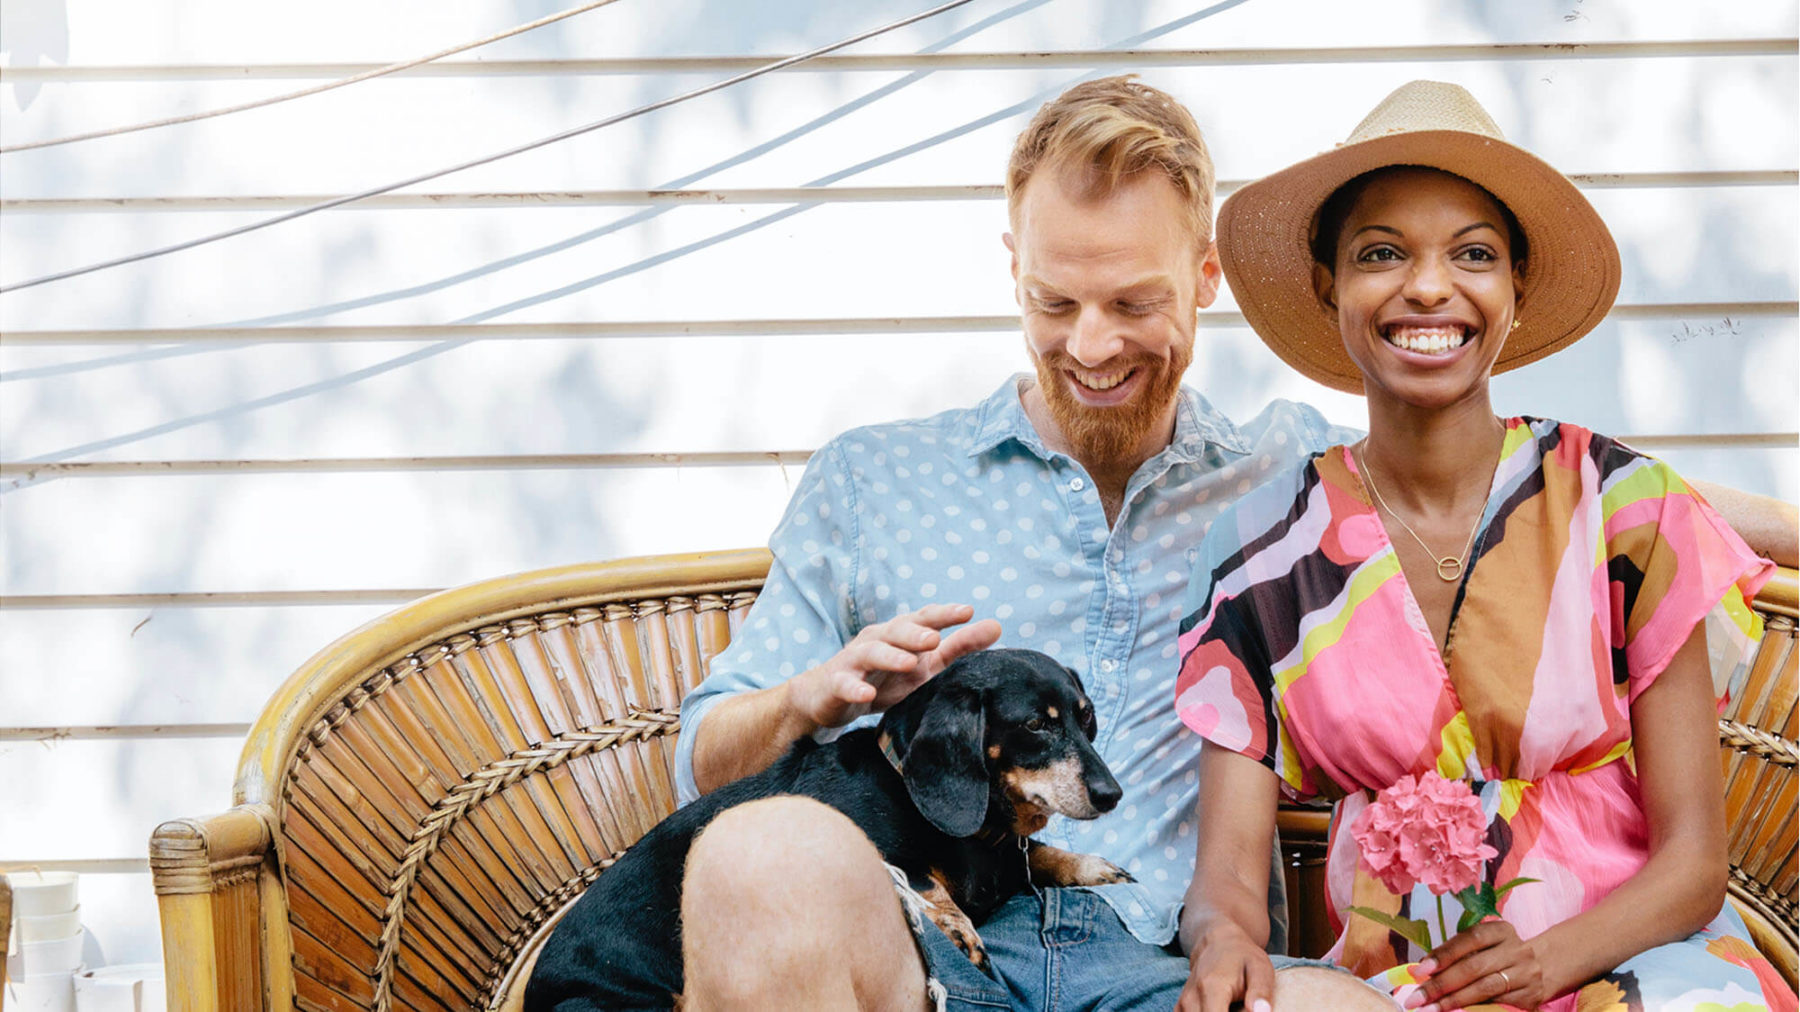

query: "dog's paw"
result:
(946, 923), (992, 975)
(1064, 852), (1134, 886)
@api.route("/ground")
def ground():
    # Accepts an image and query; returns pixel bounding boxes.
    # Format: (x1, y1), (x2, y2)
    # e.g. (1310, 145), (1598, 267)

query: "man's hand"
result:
(784, 604), (1001, 730)
(1176, 922), (1274, 1012)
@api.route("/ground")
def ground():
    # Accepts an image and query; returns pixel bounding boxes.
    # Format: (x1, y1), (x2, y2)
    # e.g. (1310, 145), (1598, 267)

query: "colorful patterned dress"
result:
(1174, 418), (1792, 1011)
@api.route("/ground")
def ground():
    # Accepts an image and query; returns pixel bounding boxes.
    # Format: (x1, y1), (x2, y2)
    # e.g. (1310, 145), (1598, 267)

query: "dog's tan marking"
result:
(920, 869), (989, 972)
(1046, 705), (1059, 719)
(1002, 757), (1105, 823)
(1026, 841), (1133, 888)
(987, 744), (1002, 760)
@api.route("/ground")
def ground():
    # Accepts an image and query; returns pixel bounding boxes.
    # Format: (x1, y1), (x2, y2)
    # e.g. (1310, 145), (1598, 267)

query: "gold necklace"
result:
(1355, 447), (1486, 582)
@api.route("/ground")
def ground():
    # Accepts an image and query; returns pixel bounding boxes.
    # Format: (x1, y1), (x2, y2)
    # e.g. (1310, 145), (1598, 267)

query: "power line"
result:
(0, 0), (980, 295)
(0, 0), (628, 154)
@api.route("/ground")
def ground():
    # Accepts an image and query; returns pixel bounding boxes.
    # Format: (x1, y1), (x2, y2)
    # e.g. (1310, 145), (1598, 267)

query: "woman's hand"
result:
(1177, 922), (1274, 1012)
(1403, 919), (1552, 1011)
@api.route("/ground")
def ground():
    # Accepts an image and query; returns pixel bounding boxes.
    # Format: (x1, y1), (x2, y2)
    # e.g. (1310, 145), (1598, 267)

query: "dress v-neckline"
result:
(1339, 444), (1499, 675)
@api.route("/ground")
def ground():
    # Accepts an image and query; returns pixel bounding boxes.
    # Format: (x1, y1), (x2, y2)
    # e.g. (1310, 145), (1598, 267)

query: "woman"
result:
(1173, 81), (1793, 1012)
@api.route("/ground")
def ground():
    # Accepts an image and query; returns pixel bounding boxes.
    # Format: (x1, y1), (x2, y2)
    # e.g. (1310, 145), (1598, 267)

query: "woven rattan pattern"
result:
(279, 591), (753, 1012)
(1721, 612), (1798, 950)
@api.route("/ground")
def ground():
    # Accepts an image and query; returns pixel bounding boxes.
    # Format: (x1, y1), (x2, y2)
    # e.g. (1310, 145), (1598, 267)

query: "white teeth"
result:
(1384, 326), (1468, 355)
(1075, 370), (1128, 391)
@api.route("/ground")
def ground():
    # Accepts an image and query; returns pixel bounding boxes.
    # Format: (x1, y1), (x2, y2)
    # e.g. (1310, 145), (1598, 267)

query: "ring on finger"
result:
(1496, 968), (1512, 989)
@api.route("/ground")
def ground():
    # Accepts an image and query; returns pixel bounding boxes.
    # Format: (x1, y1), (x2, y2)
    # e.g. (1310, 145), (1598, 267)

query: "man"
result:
(669, 76), (1797, 1011)
(671, 76), (1352, 1011)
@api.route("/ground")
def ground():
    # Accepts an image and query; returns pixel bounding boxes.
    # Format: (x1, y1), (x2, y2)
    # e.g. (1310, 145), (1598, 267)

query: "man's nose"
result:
(1066, 307), (1124, 366)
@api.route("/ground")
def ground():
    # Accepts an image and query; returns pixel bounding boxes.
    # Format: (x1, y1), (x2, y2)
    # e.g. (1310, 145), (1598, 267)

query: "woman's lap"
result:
(1373, 902), (1795, 1012)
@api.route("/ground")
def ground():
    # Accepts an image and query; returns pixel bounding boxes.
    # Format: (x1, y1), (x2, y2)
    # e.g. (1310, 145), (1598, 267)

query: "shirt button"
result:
(1070, 478), (1086, 492)
(1100, 659), (1117, 673)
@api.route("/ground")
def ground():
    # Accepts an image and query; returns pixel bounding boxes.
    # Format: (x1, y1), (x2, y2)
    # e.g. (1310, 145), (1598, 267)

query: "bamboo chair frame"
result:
(150, 553), (1798, 1011)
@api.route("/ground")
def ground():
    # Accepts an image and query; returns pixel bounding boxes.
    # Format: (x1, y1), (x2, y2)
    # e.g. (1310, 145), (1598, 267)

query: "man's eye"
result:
(1037, 300), (1073, 314)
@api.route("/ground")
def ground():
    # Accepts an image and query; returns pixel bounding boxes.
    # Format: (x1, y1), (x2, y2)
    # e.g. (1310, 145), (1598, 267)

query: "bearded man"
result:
(656, 76), (1362, 1012)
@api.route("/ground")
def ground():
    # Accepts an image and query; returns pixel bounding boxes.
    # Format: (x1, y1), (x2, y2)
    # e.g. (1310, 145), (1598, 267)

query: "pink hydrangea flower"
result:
(1350, 771), (1498, 897)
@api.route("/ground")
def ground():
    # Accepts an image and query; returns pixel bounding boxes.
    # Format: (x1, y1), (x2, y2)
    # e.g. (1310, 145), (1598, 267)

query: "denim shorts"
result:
(886, 872), (1335, 1012)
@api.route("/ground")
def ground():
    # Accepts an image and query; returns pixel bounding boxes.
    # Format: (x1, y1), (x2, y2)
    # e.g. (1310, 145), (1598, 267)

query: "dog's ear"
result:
(888, 685), (988, 838)
(1065, 665), (1099, 740)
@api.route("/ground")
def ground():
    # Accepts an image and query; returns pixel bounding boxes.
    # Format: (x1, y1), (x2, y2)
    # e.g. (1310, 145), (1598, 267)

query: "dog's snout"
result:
(1086, 772), (1122, 814)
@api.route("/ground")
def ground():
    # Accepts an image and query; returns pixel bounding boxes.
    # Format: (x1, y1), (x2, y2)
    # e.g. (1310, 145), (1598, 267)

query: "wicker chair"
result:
(150, 551), (1798, 1011)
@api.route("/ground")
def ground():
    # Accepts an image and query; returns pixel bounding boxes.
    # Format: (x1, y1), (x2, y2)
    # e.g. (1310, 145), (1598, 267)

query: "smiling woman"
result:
(1176, 80), (1795, 1012)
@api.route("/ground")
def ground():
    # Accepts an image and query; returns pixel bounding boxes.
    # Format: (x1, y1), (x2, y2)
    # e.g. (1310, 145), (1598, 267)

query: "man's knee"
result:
(684, 795), (889, 916)
(1273, 965), (1399, 1011)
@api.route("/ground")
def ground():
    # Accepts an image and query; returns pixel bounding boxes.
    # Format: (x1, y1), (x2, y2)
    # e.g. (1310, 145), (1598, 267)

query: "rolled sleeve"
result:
(674, 442), (863, 804)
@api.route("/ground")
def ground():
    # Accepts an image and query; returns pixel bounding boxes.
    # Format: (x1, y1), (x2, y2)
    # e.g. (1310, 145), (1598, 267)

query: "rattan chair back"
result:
(1721, 570), (1798, 984)
(240, 550), (766, 1012)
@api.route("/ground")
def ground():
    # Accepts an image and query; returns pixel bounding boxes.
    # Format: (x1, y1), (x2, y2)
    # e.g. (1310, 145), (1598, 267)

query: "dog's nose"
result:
(1086, 773), (1122, 813)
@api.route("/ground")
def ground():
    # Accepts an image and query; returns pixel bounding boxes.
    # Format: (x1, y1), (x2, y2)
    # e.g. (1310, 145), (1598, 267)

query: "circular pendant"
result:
(1436, 556), (1464, 582)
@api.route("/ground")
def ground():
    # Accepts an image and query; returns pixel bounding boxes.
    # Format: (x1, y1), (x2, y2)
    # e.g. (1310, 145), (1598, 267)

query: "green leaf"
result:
(1493, 876), (1539, 900)
(1453, 877), (1541, 932)
(1343, 905), (1434, 952)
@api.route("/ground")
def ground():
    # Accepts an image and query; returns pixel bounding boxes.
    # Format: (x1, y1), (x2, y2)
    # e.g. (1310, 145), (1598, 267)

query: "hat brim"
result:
(1217, 130), (1621, 394)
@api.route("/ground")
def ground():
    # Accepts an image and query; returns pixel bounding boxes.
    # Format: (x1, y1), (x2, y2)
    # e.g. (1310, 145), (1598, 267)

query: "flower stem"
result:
(1435, 894), (1450, 946)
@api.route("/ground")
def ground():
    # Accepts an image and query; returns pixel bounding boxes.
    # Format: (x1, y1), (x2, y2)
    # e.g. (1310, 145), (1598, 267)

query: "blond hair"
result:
(1006, 75), (1216, 243)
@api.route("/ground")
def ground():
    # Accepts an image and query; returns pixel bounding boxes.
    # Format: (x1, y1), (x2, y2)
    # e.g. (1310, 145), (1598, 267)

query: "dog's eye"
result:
(1024, 717), (1045, 732)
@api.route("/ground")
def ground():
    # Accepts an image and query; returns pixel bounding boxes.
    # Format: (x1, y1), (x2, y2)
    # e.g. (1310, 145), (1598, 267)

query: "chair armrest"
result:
(150, 805), (290, 1012)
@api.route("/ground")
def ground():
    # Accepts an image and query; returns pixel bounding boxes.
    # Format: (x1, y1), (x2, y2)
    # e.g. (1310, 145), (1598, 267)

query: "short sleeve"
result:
(1601, 453), (1775, 706)
(674, 442), (863, 803)
(1174, 501), (1317, 799)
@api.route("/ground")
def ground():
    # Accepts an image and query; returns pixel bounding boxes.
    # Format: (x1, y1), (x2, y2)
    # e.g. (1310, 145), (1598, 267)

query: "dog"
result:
(524, 647), (1131, 1010)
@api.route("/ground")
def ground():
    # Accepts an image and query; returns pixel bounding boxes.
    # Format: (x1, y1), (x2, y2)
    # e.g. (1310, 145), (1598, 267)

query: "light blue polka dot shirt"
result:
(675, 376), (1356, 946)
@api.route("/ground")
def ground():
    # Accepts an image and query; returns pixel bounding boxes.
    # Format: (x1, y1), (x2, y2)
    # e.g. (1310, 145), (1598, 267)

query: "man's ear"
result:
(1311, 262), (1338, 315)
(1194, 240), (1223, 309)
(1004, 231), (1020, 282)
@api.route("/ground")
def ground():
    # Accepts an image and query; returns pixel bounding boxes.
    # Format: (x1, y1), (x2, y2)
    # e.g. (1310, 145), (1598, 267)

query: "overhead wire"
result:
(0, 0), (629, 154)
(0, 0), (980, 295)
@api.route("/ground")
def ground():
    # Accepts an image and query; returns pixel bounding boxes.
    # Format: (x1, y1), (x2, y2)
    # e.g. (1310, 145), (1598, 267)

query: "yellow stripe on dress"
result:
(1601, 456), (1686, 519)
(1434, 711), (1476, 782)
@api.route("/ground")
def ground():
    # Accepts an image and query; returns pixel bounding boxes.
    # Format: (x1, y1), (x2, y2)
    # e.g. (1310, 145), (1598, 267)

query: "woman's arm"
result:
(1406, 623), (1726, 1011)
(1176, 743), (1283, 1012)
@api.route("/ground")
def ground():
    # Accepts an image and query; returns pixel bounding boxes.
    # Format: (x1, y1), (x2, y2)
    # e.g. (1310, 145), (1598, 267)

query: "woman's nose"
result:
(1403, 257), (1453, 306)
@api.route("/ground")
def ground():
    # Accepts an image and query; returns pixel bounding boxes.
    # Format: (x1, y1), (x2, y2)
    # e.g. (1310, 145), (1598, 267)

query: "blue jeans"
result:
(912, 888), (1327, 1012)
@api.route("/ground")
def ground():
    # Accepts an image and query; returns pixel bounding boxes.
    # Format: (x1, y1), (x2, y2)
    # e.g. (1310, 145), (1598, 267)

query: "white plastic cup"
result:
(7, 872), (80, 917)
(16, 906), (83, 943)
(8, 929), (86, 980)
(75, 963), (167, 1012)
(4, 971), (78, 1012)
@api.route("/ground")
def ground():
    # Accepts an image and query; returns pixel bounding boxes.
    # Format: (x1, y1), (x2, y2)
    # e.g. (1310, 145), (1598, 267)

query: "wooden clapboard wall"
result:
(0, 0), (1795, 966)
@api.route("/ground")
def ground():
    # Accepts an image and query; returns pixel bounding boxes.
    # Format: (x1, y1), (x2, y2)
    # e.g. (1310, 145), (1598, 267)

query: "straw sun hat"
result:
(1216, 80), (1621, 394)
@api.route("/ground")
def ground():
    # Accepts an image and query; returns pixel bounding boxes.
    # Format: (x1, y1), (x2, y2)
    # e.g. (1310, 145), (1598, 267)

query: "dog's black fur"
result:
(524, 648), (1129, 1011)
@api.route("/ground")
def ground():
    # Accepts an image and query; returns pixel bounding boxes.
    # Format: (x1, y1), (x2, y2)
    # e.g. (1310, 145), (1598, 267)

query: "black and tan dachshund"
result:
(524, 647), (1131, 1011)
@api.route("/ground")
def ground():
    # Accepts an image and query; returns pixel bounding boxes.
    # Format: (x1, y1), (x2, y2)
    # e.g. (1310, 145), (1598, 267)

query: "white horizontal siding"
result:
(1, 0), (1794, 974)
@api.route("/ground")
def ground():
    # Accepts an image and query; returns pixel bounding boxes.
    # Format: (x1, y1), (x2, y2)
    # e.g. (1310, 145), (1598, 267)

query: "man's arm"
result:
(689, 604), (1000, 794)
(1689, 478), (1798, 568)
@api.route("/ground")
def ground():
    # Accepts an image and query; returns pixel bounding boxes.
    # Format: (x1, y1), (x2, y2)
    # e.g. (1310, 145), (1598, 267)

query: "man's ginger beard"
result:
(1033, 339), (1192, 465)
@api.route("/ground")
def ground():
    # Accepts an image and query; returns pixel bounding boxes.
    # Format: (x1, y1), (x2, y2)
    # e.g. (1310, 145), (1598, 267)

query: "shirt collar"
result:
(965, 374), (1251, 462)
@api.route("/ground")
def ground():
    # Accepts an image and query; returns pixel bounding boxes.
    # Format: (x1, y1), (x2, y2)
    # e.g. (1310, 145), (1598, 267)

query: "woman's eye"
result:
(1357, 246), (1401, 263)
(1457, 246), (1499, 263)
